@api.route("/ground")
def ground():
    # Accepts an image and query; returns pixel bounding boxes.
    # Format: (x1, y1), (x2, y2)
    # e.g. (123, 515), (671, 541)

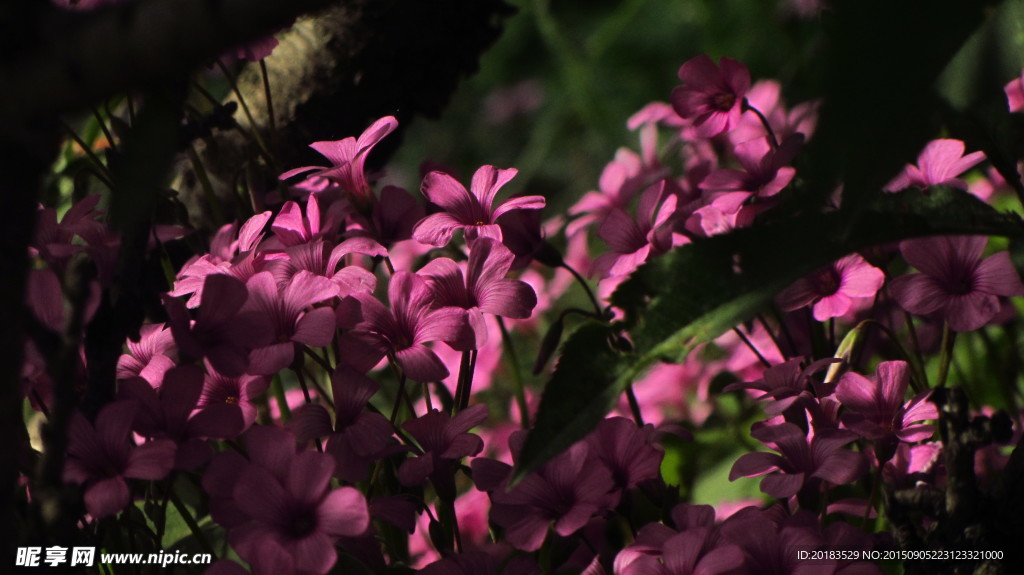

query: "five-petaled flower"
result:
(413, 165), (546, 247)
(670, 54), (751, 138)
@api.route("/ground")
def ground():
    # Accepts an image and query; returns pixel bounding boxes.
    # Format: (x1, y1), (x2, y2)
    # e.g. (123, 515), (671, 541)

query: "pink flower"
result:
(586, 417), (663, 491)
(165, 274), (274, 377)
(241, 271), (340, 375)
(119, 365), (244, 468)
(472, 432), (617, 551)
(836, 361), (937, 462)
(198, 361), (269, 433)
(221, 427), (370, 574)
(413, 165), (546, 247)
(1005, 70), (1024, 113)
(729, 422), (866, 499)
(116, 323), (177, 384)
(592, 181), (678, 278)
(398, 404), (488, 501)
(288, 365), (393, 483)
(670, 55), (751, 138)
(279, 116), (398, 212)
(890, 235), (1024, 332)
(777, 253), (885, 321)
(884, 139), (986, 192)
(64, 401), (176, 518)
(419, 238), (538, 349)
(698, 134), (803, 214)
(353, 271), (468, 381)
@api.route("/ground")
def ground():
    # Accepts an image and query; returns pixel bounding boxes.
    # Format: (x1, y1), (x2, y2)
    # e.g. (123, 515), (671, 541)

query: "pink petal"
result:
(124, 439), (176, 480)
(975, 251), (1024, 297)
(247, 343), (295, 376)
(760, 472), (805, 498)
(396, 344), (449, 382)
(319, 486), (370, 537)
(889, 274), (947, 316)
(412, 212), (463, 247)
(945, 292), (1000, 332)
(729, 452), (784, 480)
(292, 307), (337, 347)
(492, 195), (546, 220)
(84, 476), (131, 518)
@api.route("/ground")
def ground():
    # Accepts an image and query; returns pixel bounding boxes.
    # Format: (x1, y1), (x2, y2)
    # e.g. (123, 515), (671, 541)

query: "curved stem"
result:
(624, 384), (644, 426)
(562, 262), (604, 318)
(742, 99), (779, 149)
(732, 327), (771, 368)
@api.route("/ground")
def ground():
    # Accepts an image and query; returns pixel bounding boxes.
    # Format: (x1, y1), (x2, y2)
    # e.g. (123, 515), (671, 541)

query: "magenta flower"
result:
(568, 148), (648, 237)
(890, 235), (1024, 332)
(670, 55), (751, 138)
(777, 253), (885, 321)
(413, 165), (546, 247)
(698, 134), (803, 214)
(592, 181), (678, 278)
(349, 184), (425, 248)
(288, 365), (393, 483)
(64, 401), (176, 518)
(353, 271), (468, 381)
(242, 270), (340, 375)
(119, 365), (244, 468)
(729, 422), (866, 499)
(884, 139), (986, 192)
(836, 361), (937, 461)
(419, 238), (538, 349)
(279, 116), (398, 212)
(116, 323), (177, 385)
(718, 508), (836, 575)
(223, 428), (371, 574)
(271, 194), (341, 248)
(398, 404), (488, 500)
(198, 360), (269, 432)
(724, 357), (821, 417)
(472, 431), (617, 551)
(1005, 70), (1024, 113)
(165, 274), (273, 377)
(585, 417), (663, 491)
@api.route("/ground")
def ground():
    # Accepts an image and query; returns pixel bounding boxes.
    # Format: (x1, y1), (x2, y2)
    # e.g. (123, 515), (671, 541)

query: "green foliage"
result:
(516, 189), (1024, 480)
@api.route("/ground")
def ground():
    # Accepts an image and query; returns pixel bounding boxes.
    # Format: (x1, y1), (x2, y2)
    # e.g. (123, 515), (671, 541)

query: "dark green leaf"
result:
(515, 189), (1024, 481)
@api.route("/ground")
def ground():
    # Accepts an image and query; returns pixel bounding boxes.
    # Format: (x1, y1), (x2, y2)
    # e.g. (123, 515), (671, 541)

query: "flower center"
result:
(814, 266), (841, 296)
(285, 508), (318, 538)
(712, 92), (736, 111)
(224, 395), (239, 405)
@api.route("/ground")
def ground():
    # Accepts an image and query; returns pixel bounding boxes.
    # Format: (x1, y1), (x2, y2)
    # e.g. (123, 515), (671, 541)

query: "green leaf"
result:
(514, 189), (1024, 481)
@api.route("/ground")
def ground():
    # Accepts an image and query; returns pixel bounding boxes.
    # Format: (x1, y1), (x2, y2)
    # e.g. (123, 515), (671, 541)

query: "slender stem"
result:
(732, 327), (771, 368)
(186, 143), (224, 226)
(756, 314), (787, 360)
(742, 99), (779, 149)
(168, 491), (216, 558)
(271, 374), (291, 422)
(624, 384), (644, 426)
(936, 323), (957, 389)
(60, 121), (114, 188)
(384, 256), (396, 275)
(423, 382), (434, 412)
(769, 306), (800, 356)
(303, 345), (334, 373)
(496, 317), (530, 428)
(213, 61), (275, 166)
(902, 310), (926, 373)
(454, 350), (478, 412)
(92, 106), (118, 154)
(827, 318), (836, 352)
(389, 358), (409, 424)
(562, 262), (604, 317)
(259, 59), (277, 144)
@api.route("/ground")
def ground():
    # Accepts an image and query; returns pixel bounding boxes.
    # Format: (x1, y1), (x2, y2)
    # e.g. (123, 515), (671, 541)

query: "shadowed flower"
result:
(419, 238), (538, 349)
(353, 271), (468, 381)
(399, 404), (488, 501)
(729, 422), (866, 499)
(198, 360), (269, 432)
(413, 165), (546, 247)
(836, 361), (937, 462)
(670, 55), (751, 138)
(586, 417), (663, 491)
(64, 401), (176, 518)
(884, 139), (986, 192)
(777, 253), (885, 321)
(288, 365), (393, 483)
(242, 271), (340, 375)
(593, 181), (678, 278)
(890, 235), (1024, 332)
(165, 274), (273, 377)
(472, 431), (617, 551)
(225, 428), (370, 574)
(117, 323), (177, 385)
(120, 365), (244, 468)
(699, 134), (803, 214)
